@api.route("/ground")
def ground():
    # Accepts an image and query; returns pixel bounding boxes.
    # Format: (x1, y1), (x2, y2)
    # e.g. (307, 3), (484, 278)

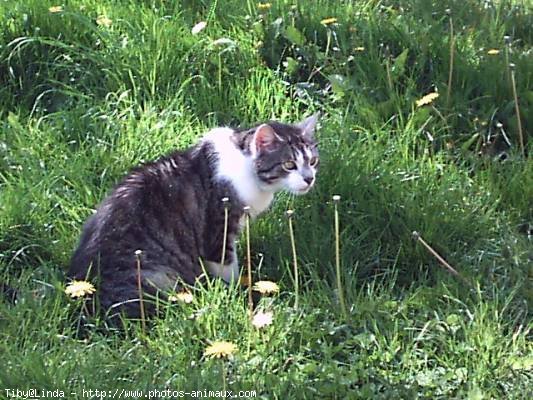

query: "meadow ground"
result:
(0, 0), (532, 398)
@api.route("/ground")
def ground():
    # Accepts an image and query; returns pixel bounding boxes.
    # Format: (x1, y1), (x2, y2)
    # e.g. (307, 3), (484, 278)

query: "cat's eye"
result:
(282, 161), (297, 171)
(309, 156), (318, 166)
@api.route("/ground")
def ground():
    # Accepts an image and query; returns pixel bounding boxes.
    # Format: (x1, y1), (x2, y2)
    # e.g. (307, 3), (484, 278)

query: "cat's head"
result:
(251, 114), (319, 195)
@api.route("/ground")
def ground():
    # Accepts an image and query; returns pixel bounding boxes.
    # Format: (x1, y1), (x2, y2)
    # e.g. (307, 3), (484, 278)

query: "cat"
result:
(68, 115), (319, 320)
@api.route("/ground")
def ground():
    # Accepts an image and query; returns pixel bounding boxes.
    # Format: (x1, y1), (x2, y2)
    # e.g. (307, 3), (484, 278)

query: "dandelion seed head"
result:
(192, 21), (207, 35)
(252, 310), (273, 329)
(212, 38), (235, 47)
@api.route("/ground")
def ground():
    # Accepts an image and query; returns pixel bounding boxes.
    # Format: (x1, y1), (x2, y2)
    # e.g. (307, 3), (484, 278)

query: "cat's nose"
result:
(303, 176), (314, 185)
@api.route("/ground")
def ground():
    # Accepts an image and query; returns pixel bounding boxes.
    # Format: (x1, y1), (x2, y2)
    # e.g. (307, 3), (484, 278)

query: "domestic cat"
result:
(68, 115), (319, 319)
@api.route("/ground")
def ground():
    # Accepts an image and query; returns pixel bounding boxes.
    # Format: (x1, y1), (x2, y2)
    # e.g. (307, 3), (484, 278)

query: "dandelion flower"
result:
(257, 2), (272, 10)
(416, 92), (439, 107)
(251, 310), (273, 329)
(204, 341), (238, 359)
(192, 21), (207, 35)
(169, 291), (194, 304)
(49, 6), (63, 13)
(96, 15), (112, 27)
(487, 49), (500, 55)
(65, 280), (96, 298)
(253, 280), (279, 295)
(321, 17), (338, 26)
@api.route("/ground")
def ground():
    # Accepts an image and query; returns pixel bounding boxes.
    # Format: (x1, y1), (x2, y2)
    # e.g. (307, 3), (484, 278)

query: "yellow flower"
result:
(65, 280), (96, 298)
(96, 15), (112, 27)
(257, 2), (271, 10)
(251, 310), (273, 329)
(48, 6), (63, 13)
(321, 17), (338, 26)
(252, 280), (279, 295)
(415, 92), (439, 107)
(204, 341), (238, 359)
(487, 49), (500, 55)
(354, 46), (365, 52)
(169, 291), (194, 303)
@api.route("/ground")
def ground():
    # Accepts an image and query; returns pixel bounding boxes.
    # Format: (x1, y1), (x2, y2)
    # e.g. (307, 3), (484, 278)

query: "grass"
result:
(1, 0), (531, 398)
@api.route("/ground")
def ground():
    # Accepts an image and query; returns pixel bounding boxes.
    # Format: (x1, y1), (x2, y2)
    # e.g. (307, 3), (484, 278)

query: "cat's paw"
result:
(205, 259), (239, 283)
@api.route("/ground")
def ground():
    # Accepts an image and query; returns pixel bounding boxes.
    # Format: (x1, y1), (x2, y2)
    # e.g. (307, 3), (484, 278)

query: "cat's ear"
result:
(253, 124), (281, 153)
(298, 113), (319, 138)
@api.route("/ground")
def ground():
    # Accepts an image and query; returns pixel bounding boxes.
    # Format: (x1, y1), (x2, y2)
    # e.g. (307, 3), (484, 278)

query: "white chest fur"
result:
(204, 128), (274, 217)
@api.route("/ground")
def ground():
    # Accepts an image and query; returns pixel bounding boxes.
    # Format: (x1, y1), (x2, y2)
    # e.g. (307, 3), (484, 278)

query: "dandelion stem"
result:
(244, 206), (253, 315)
(509, 65), (525, 157)
(84, 262), (96, 315)
(385, 58), (393, 93)
(221, 360), (227, 393)
(76, 301), (84, 337)
(325, 29), (331, 59)
(504, 36), (511, 85)
(135, 250), (146, 335)
(333, 196), (348, 320)
(286, 210), (299, 309)
(217, 54), (222, 92)
(446, 12), (455, 108)
(220, 198), (229, 266)
(412, 231), (470, 285)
